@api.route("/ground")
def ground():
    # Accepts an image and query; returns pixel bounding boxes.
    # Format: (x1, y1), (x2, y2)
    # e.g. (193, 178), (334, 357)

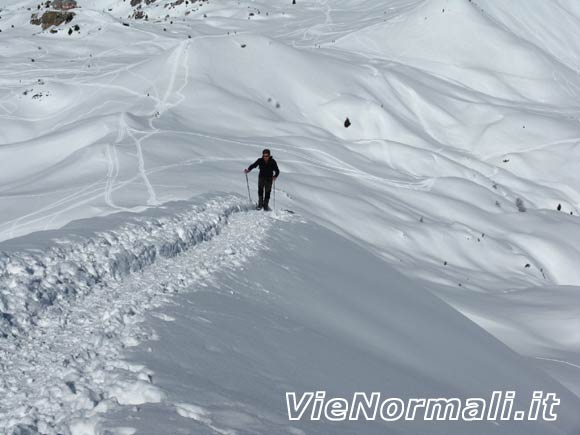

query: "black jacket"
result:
(248, 157), (280, 178)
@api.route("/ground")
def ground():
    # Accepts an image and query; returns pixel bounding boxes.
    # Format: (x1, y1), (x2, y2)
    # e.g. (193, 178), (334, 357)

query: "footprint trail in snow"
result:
(0, 205), (282, 434)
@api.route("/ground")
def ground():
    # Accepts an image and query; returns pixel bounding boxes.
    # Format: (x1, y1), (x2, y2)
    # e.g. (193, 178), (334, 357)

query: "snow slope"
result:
(1, 0), (580, 433)
(101, 218), (580, 435)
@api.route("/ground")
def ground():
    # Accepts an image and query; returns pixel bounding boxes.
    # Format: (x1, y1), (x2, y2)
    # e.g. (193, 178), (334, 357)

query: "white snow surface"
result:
(1, 0), (580, 433)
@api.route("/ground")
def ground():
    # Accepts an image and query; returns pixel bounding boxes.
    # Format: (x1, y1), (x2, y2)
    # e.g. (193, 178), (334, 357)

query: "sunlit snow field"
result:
(1, 0), (580, 433)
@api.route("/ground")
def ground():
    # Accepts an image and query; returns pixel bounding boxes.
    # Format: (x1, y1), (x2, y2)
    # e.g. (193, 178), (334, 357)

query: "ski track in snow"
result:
(0, 196), (283, 434)
(0, 34), (193, 239)
(104, 115), (125, 211)
(122, 116), (158, 207)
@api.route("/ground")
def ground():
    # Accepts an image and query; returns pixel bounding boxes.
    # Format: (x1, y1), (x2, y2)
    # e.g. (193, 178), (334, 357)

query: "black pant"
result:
(258, 176), (273, 208)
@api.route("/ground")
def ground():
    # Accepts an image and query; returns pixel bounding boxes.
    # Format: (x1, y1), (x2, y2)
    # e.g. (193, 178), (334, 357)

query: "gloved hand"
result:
(244, 169), (249, 174)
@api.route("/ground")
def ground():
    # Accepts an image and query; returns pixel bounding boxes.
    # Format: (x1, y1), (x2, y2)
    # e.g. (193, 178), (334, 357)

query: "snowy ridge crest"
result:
(0, 195), (248, 336)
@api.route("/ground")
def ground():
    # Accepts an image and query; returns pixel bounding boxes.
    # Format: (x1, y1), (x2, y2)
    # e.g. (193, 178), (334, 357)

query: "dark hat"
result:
(262, 148), (271, 156)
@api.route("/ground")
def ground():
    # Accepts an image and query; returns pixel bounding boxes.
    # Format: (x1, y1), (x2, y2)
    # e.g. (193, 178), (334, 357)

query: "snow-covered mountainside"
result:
(1, 0), (580, 433)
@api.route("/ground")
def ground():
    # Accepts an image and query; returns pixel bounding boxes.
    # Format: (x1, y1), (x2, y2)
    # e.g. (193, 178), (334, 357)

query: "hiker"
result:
(244, 149), (280, 211)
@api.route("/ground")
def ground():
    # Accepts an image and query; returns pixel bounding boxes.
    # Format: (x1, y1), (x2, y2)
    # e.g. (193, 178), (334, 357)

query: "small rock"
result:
(30, 10), (75, 29)
(53, 0), (77, 10)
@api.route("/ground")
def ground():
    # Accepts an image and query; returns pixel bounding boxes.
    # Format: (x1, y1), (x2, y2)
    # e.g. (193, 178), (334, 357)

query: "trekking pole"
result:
(245, 173), (253, 206)
(273, 178), (276, 212)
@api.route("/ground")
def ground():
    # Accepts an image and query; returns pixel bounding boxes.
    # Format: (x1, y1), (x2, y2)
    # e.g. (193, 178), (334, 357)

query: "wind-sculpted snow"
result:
(0, 195), (248, 336)
(1, 0), (580, 432)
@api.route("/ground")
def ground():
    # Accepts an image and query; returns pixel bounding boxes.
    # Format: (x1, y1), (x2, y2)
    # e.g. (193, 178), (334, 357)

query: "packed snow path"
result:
(0, 196), (281, 434)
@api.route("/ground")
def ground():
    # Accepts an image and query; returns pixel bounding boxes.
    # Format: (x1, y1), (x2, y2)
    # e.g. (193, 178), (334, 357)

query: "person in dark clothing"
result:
(244, 149), (280, 211)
